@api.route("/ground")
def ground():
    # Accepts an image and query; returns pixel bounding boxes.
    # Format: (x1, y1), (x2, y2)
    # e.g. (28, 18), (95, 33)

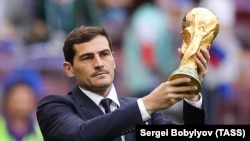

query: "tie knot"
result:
(100, 98), (112, 113)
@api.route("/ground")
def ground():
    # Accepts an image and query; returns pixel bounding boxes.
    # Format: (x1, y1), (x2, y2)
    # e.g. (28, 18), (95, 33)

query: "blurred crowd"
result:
(0, 0), (250, 139)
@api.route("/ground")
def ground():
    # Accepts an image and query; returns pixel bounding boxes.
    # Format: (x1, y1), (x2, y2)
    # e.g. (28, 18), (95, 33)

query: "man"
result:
(36, 25), (210, 141)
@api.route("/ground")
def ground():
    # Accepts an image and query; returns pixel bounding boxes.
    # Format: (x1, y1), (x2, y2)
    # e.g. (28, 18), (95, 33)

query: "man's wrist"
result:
(137, 98), (151, 121)
(186, 94), (200, 102)
(184, 93), (202, 109)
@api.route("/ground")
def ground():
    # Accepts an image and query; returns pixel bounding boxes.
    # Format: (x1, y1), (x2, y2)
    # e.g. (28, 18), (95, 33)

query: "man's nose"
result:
(93, 56), (104, 67)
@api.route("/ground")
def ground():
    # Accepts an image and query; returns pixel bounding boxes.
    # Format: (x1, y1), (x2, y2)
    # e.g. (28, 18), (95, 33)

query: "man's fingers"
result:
(199, 47), (210, 64)
(169, 85), (198, 94)
(172, 93), (196, 100)
(168, 77), (191, 86)
(177, 48), (183, 58)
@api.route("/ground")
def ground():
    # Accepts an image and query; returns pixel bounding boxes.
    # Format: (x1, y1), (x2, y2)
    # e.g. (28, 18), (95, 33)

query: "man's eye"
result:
(102, 53), (108, 56)
(81, 56), (91, 60)
(101, 52), (110, 57)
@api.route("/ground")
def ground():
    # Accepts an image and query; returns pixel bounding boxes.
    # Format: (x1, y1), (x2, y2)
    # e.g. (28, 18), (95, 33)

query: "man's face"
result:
(63, 35), (115, 94)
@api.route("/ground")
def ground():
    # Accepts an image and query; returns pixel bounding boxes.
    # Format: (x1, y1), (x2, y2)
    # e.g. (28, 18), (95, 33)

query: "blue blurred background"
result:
(0, 0), (250, 125)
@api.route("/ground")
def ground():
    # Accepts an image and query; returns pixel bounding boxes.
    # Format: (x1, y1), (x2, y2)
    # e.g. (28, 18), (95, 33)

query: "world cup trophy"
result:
(168, 7), (219, 94)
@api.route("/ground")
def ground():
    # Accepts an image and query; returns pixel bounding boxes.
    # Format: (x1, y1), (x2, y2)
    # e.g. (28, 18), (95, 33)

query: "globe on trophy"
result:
(168, 7), (220, 94)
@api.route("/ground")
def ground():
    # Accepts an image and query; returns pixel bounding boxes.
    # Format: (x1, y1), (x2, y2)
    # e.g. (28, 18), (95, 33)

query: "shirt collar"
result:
(79, 84), (120, 107)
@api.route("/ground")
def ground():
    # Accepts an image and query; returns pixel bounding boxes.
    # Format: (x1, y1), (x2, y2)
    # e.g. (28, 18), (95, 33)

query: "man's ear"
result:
(112, 52), (116, 69)
(63, 62), (74, 77)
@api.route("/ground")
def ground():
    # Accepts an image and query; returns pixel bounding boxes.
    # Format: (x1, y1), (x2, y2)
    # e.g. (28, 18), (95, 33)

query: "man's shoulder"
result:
(38, 93), (74, 105)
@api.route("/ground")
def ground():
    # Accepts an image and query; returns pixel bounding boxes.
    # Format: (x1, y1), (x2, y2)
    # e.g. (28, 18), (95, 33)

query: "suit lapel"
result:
(71, 86), (104, 118)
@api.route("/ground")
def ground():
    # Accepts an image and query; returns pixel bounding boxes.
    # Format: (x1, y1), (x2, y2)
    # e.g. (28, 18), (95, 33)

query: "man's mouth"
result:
(93, 71), (108, 77)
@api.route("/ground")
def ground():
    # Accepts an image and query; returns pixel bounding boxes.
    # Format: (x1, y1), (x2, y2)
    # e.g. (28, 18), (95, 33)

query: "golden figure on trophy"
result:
(168, 7), (219, 94)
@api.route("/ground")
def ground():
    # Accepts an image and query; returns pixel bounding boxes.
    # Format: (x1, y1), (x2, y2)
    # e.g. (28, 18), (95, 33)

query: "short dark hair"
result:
(63, 25), (113, 65)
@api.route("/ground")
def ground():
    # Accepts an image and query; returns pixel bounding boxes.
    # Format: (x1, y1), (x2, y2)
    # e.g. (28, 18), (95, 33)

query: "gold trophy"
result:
(168, 7), (219, 94)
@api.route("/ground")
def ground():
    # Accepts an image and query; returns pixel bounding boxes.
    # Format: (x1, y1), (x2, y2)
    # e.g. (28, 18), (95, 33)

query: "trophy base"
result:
(168, 66), (201, 95)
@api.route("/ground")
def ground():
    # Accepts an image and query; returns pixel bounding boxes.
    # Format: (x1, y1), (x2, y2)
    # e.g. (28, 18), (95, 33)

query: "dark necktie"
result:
(100, 98), (112, 113)
(100, 98), (122, 141)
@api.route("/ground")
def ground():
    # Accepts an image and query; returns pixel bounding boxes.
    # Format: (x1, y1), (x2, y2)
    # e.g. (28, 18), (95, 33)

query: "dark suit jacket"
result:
(36, 86), (206, 141)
